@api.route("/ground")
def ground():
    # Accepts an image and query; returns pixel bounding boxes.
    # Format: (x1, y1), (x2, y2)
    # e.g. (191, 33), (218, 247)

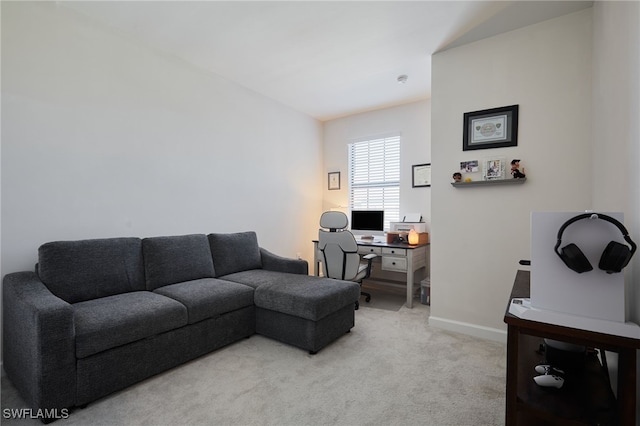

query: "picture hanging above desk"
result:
(412, 163), (431, 187)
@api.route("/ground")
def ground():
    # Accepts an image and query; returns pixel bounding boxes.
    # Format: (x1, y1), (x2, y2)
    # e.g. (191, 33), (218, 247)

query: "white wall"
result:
(322, 100), (431, 227)
(591, 2), (640, 420)
(1, 2), (323, 279)
(431, 9), (593, 339)
(591, 0), (640, 325)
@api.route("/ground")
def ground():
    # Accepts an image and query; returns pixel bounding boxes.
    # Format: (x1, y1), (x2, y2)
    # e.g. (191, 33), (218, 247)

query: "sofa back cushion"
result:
(208, 231), (262, 277)
(38, 237), (145, 303)
(142, 234), (215, 290)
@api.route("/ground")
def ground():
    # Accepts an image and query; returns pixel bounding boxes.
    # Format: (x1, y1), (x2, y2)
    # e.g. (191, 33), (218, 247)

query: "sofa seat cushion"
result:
(218, 269), (286, 290)
(154, 278), (254, 324)
(73, 291), (187, 359)
(229, 271), (359, 321)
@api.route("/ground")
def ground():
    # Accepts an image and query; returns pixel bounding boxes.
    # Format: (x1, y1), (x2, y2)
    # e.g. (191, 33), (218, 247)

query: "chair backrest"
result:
(318, 211), (361, 281)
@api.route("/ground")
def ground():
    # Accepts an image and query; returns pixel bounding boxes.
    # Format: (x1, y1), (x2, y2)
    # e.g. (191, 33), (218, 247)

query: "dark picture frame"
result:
(412, 163), (431, 187)
(463, 105), (519, 151)
(328, 171), (341, 190)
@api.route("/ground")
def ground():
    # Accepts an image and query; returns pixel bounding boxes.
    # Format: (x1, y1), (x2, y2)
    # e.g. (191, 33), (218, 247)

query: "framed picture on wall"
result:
(328, 171), (341, 190)
(460, 160), (479, 173)
(412, 163), (431, 187)
(463, 105), (519, 151)
(483, 157), (506, 180)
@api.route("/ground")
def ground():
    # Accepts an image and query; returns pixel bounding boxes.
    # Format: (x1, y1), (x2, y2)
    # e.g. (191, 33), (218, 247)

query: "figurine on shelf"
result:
(510, 159), (526, 179)
(452, 172), (462, 183)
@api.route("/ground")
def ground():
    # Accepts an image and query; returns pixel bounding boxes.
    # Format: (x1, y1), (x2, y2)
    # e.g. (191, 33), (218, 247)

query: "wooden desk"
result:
(312, 240), (428, 308)
(504, 270), (639, 425)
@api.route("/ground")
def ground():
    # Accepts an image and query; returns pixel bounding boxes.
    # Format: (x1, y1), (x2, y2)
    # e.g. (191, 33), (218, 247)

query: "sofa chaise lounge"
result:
(2, 231), (360, 419)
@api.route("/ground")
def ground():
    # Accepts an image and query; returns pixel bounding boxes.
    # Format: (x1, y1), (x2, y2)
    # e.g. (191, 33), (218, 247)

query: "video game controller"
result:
(533, 374), (564, 388)
(534, 364), (565, 376)
(533, 363), (565, 389)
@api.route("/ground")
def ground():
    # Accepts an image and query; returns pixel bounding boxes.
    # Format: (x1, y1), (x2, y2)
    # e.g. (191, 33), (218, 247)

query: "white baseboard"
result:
(428, 316), (507, 344)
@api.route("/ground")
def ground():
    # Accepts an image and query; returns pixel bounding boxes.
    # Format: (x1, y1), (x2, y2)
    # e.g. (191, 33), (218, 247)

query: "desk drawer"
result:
(358, 246), (382, 255)
(382, 256), (407, 272)
(382, 247), (407, 256)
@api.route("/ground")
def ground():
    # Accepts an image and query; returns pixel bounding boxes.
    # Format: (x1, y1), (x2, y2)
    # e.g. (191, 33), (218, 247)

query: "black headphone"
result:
(554, 213), (637, 274)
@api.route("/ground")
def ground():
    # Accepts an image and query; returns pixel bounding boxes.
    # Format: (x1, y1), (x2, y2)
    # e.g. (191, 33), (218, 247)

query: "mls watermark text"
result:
(3, 408), (70, 420)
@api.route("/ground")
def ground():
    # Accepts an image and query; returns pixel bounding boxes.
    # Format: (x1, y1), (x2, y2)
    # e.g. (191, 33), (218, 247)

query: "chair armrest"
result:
(260, 248), (309, 275)
(361, 253), (377, 280)
(2, 272), (76, 411)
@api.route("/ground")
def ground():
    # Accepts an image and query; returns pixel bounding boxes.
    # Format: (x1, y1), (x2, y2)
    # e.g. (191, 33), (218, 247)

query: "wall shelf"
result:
(451, 178), (526, 188)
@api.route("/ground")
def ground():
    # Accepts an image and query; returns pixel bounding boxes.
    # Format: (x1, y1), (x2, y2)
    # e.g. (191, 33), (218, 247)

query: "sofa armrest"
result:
(2, 272), (76, 411)
(260, 248), (308, 275)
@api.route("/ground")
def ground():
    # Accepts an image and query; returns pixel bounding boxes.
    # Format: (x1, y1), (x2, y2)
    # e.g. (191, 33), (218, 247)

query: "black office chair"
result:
(318, 211), (376, 309)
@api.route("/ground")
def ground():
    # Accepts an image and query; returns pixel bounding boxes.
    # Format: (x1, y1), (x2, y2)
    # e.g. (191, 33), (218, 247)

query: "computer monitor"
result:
(350, 210), (384, 239)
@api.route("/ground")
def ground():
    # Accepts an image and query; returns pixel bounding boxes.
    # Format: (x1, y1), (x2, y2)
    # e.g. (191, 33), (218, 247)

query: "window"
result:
(348, 134), (400, 230)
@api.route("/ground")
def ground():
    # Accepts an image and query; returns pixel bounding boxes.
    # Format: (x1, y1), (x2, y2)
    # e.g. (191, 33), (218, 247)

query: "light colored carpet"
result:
(358, 282), (409, 312)
(1, 300), (507, 426)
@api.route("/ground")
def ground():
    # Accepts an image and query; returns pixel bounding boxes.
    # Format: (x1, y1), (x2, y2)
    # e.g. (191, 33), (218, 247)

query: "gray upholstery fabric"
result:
(4, 232), (356, 414)
(142, 234), (215, 291)
(260, 248), (308, 275)
(220, 269), (295, 289)
(37, 237), (145, 303)
(75, 306), (255, 406)
(208, 232), (262, 277)
(73, 291), (188, 359)
(256, 304), (355, 353)
(2, 272), (76, 410)
(154, 278), (254, 324)
(253, 274), (360, 321)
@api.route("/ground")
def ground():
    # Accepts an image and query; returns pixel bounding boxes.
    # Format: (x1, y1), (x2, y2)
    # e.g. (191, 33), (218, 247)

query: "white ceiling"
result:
(61, 1), (593, 121)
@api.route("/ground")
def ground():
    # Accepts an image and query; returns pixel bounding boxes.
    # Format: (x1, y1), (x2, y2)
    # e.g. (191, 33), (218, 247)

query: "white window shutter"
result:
(348, 135), (401, 230)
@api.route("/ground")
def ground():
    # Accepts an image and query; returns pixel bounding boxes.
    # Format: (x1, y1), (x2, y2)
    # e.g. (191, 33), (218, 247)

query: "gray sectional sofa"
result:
(2, 231), (360, 418)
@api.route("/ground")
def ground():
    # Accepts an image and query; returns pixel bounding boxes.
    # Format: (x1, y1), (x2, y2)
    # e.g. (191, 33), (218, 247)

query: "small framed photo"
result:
(484, 157), (506, 180)
(460, 160), (479, 173)
(463, 105), (518, 151)
(328, 171), (341, 190)
(412, 163), (431, 187)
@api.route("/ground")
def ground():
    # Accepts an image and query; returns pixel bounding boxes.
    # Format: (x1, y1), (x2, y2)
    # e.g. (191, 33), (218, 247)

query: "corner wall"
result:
(591, 0), (640, 325)
(430, 9), (593, 339)
(322, 100), (431, 226)
(591, 2), (640, 422)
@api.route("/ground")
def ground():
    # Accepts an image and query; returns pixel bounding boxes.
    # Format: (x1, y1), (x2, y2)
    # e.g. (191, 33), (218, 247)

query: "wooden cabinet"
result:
(504, 271), (639, 425)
